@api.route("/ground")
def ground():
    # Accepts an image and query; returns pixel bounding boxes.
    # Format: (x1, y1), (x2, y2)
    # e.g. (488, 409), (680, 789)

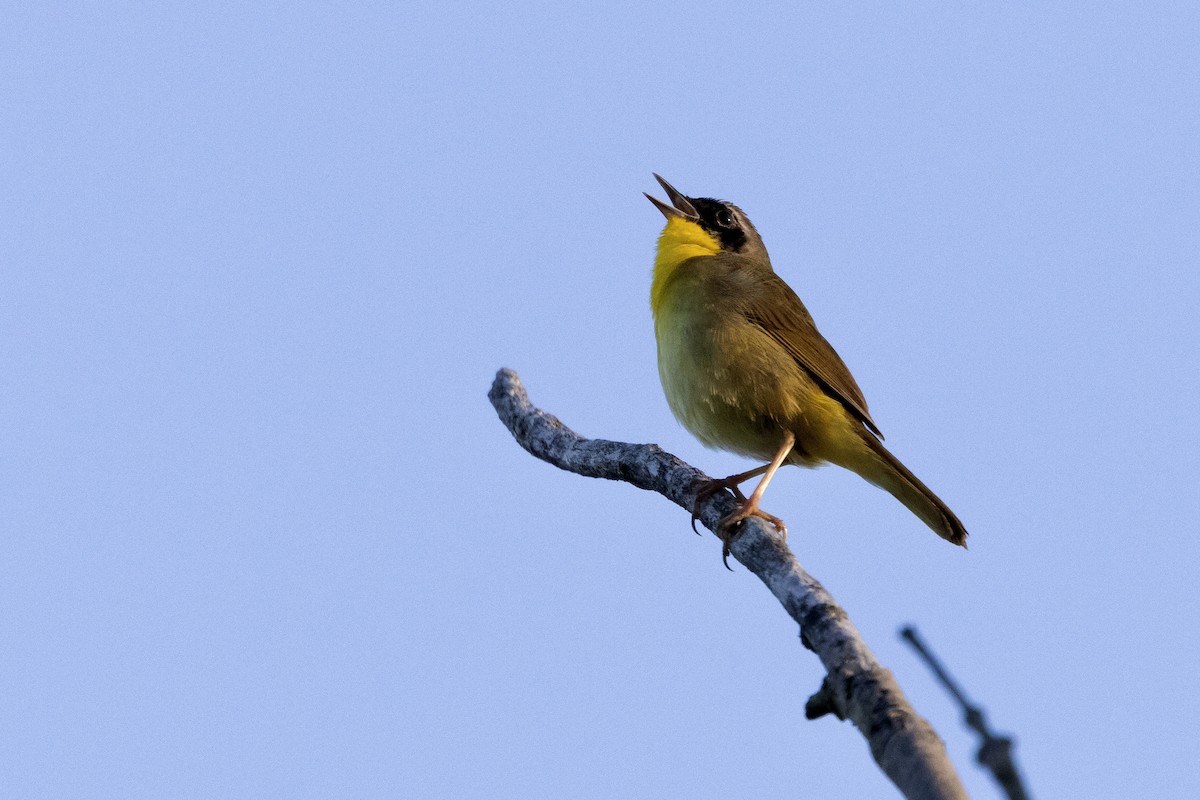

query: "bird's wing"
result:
(740, 270), (884, 438)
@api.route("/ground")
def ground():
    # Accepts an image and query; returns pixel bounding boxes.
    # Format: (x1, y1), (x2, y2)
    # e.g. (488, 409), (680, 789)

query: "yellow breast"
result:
(650, 217), (721, 317)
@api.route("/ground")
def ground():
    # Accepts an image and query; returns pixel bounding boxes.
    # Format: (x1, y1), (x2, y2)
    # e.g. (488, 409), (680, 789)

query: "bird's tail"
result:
(855, 433), (968, 547)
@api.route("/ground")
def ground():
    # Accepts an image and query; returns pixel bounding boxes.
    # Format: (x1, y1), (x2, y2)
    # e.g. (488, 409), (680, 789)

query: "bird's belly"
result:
(656, 315), (850, 466)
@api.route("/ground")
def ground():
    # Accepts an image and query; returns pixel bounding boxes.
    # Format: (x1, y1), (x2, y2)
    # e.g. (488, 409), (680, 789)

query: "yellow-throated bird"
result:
(645, 175), (967, 563)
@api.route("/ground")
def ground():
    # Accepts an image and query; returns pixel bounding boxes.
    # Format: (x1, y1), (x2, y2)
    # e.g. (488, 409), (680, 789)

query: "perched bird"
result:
(645, 175), (967, 564)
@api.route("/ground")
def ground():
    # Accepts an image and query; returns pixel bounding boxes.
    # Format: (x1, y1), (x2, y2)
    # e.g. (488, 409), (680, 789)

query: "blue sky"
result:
(4, 3), (1198, 797)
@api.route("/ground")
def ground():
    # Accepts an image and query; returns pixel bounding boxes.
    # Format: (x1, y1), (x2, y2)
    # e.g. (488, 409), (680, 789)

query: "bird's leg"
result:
(690, 464), (770, 535)
(716, 432), (794, 568)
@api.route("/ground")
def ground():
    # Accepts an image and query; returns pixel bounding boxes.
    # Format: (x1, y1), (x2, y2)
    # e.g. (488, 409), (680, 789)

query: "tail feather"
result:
(857, 434), (968, 547)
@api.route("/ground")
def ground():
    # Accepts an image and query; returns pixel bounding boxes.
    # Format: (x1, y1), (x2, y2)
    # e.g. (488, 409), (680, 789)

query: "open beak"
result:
(644, 173), (699, 221)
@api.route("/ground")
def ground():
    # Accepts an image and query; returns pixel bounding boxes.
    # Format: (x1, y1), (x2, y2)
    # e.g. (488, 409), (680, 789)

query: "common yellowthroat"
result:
(645, 175), (967, 561)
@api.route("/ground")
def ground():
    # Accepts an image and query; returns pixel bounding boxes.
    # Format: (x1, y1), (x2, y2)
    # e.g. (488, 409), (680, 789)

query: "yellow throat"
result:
(650, 216), (722, 316)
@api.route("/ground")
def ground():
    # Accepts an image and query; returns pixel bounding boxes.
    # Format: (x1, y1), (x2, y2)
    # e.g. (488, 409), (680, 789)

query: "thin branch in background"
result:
(900, 626), (1031, 800)
(490, 367), (969, 800)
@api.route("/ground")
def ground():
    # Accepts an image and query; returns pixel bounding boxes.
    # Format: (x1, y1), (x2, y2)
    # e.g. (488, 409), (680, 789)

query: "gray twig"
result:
(901, 626), (1031, 800)
(489, 368), (968, 800)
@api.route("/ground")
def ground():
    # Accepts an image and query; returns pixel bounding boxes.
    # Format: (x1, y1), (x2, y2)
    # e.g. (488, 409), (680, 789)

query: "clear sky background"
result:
(4, 3), (1198, 798)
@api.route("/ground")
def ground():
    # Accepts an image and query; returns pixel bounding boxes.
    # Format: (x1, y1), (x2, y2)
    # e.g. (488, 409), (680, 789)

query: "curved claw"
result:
(689, 477), (749, 535)
(688, 468), (787, 569)
(716, 506), (789, 569)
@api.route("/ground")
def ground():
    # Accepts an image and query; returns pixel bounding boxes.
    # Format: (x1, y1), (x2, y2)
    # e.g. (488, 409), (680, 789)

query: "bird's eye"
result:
(715, 208), (735, 228)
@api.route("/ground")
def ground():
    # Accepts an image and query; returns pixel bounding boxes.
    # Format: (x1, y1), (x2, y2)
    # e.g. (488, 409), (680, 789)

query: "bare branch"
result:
(489, 368), (968, 800)
(901, 626), (1031, 800)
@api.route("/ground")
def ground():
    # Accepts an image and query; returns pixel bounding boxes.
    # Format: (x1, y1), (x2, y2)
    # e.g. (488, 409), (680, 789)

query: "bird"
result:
(645, 174), (967, 565)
